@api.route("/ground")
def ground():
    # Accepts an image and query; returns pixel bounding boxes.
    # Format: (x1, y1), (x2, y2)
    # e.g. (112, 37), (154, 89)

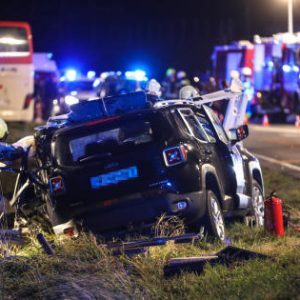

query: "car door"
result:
(177, 107), (211, 160)
(202, 105), (246, 198)
(177, 107), (231, 197)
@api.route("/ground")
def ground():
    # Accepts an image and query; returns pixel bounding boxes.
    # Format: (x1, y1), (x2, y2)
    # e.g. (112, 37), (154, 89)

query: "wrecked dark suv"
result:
(37, 91), (264, 240)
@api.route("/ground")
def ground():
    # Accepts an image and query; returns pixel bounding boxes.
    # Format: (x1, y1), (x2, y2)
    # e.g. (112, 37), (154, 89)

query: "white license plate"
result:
(90, 166), (138, 189)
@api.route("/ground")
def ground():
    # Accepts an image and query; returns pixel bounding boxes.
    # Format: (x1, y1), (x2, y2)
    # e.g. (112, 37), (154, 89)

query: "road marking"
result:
(254, 153), (300, 173)
(250, 125), (300, 135)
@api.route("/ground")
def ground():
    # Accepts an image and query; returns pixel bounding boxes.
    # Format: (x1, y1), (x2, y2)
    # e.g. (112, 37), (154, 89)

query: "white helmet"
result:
(230, 70), (240, 80)
(0, 118), (8, 141)
(179, 85), (199, 99)
(242, 67), (252, 77)
(147, 79), (162, 97)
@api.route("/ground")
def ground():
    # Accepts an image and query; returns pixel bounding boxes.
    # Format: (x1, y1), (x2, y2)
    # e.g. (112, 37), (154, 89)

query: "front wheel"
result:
(250, 180), (265, 226)
(204, 190), (225, 241)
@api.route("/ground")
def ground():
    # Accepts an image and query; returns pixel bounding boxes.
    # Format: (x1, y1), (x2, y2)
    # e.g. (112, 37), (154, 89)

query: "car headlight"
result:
(65, 95), (79, 105)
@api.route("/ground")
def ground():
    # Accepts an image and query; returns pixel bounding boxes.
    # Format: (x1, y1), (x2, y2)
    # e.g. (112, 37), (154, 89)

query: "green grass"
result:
(263, 168), (300, 226)
(1, 229), (300, 299)
(0, 123), (300, 299)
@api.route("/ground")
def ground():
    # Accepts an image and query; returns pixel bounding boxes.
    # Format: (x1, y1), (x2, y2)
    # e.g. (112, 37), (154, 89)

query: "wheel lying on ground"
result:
(250, 180), (264, 226)
(204, 190), (225, 241)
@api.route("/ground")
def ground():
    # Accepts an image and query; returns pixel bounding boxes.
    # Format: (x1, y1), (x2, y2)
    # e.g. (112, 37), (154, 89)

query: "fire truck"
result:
(212, 33), (300, 122)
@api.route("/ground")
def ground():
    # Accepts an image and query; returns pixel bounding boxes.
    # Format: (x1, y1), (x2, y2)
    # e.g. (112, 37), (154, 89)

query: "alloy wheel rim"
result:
(211, 197), (225, 240)
(252, 186), (265, 226)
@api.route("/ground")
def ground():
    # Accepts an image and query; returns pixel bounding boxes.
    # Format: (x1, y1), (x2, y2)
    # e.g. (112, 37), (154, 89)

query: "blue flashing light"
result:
(293, 65), (299, 72)
(65, 95), (79, 106)
(267, 61), (274, 69)
(70, 90), (78, 96)
(135, 70), (147, 81)
(93, 78), (101, 88)
(87, 70), (96, 79)
(47, 53), (53, 59)
(283, 65), (292, 72)
(65, 69), (77, 81)
(125, 70), (148, 81)
(282, 65), (291, 73)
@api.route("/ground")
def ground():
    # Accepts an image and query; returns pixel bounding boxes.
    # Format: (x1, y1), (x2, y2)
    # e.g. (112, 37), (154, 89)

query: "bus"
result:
(0, 21), (34, 121)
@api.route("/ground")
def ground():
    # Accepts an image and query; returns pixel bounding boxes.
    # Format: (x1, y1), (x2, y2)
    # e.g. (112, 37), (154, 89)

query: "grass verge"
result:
(0, 123), (299, 299)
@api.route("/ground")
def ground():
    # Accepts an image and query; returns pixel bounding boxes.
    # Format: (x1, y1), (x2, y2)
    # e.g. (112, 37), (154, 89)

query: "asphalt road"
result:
(244, 125), (300, 178)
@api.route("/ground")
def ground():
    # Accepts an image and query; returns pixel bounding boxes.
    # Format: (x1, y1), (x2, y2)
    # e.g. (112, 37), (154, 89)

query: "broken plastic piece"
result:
(164, 246), (269, 277)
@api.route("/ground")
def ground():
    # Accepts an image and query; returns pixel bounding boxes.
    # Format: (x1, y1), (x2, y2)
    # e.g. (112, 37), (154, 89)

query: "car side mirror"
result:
(0, 118), (8, 142)
(229, 125), (249, 143)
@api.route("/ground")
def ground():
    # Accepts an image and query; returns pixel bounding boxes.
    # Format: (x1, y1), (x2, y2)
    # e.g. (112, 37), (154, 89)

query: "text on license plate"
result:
(90, 166), (138, 189)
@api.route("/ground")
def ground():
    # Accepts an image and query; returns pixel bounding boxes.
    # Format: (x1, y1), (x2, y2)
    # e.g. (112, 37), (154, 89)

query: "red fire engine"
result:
(212, 33), (300, 122)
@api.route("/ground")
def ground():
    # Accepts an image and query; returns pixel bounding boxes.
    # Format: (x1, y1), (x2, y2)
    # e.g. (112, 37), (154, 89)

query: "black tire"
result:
(204, 190), (225, 241)
(250, 180), (264, 226)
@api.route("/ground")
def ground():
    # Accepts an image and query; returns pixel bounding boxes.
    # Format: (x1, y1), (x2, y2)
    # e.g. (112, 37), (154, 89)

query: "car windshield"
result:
(0, 27), (29, 55)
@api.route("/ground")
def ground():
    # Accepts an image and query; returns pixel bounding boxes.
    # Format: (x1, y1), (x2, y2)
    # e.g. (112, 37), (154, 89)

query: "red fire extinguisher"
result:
(264, 193), (285, 237)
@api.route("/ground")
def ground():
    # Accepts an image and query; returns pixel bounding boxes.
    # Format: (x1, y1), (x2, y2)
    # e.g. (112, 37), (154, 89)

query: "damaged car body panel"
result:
(32, 84), (264, 238)
(0, 80), (264, 240)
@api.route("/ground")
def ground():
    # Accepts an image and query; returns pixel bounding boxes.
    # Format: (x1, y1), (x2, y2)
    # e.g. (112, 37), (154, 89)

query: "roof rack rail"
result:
(153, 99), (196, 109)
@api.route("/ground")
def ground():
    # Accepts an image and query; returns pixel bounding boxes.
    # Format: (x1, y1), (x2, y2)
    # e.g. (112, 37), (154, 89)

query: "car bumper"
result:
(51, 190), (206, 235)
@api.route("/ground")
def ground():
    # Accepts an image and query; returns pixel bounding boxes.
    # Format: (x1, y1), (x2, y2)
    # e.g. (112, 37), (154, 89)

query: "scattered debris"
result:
(164, 246), (270, 277)
(107, 233), (202, 256)
(36, 233), (55, 255)
(164, 255), (220, 277)
(0, 229), (24, 246)
(216, 245), (269, 262)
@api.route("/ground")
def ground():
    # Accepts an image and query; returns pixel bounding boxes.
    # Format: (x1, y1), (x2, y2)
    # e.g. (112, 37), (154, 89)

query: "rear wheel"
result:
(204, 190), (225, 241)
(250, 180), (264, 226)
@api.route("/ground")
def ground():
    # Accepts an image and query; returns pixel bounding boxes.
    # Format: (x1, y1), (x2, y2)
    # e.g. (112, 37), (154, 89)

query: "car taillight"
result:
(63, 227), (76, 237)
(163, 145), (187, 167)
(49, 176), (65, 195)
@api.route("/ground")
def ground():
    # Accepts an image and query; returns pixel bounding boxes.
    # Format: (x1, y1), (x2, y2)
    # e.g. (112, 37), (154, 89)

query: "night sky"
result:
(1, 0), (300, 77)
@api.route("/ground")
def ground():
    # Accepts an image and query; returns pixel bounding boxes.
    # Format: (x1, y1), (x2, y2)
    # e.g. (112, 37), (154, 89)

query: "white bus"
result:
(0, 21), (34, 121)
